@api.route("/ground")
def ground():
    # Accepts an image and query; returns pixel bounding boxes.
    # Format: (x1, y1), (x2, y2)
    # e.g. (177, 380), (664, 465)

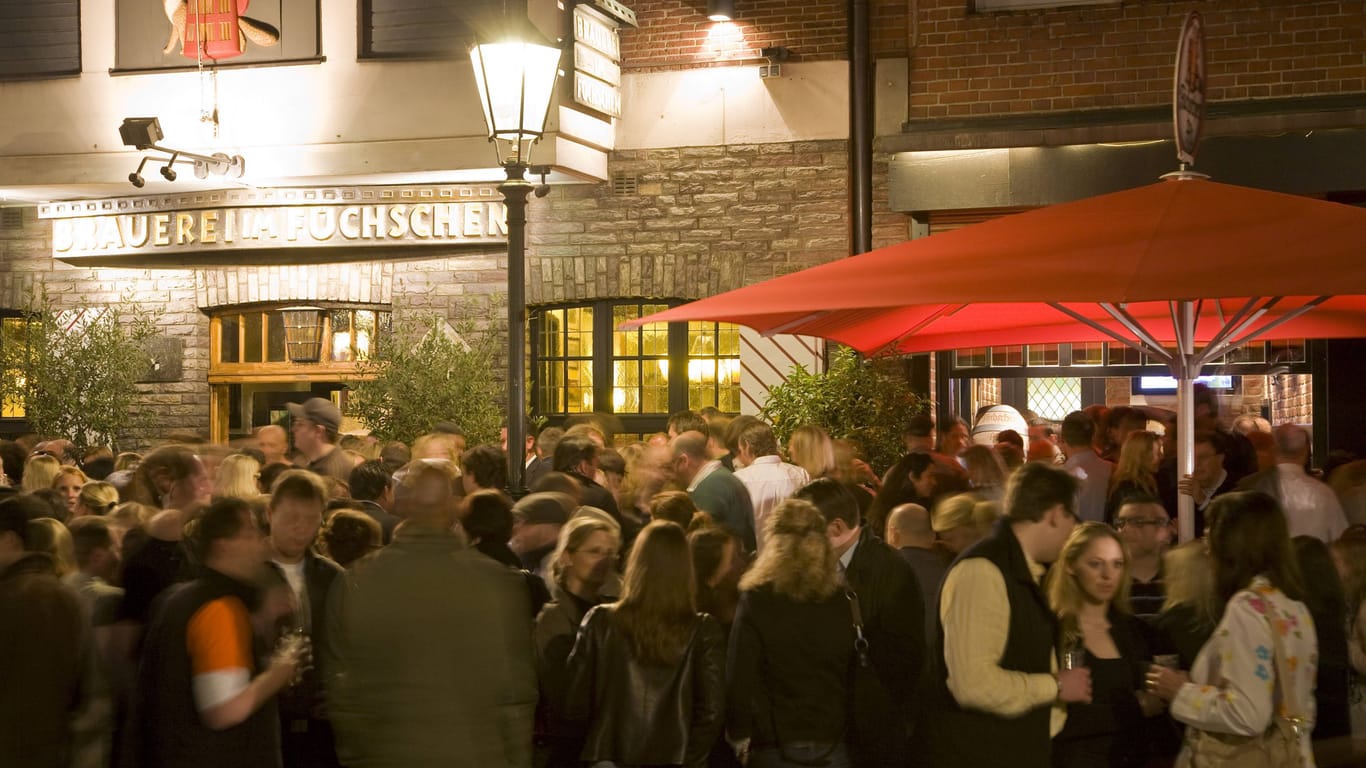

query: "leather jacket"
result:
(564, 605), (726, 768)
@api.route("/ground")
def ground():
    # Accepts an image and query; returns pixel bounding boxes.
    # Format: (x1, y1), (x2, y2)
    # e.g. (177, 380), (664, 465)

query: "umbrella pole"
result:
(1174, 301), (1197, 543)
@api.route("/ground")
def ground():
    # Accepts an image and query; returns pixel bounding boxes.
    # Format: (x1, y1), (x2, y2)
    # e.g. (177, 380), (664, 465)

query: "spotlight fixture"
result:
(532, 165), (551, 198)
(707, 0), (734, 22)
(118, 117), (246, 188)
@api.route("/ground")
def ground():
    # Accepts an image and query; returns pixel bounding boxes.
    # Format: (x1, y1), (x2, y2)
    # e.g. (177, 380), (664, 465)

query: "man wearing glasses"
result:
(1114, 495), (1170, 618)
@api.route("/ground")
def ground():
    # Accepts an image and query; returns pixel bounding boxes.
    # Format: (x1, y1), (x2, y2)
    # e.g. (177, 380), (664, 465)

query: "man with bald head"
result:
(671, 431), (755, 552)
(886, 503), (947, 645)
(325, 460), (537, 767)
(1242, 424), (1347, 542)
(256, 424), (290, 467)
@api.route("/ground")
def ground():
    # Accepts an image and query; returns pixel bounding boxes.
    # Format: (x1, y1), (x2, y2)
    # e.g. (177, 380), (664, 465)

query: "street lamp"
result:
(470, 35), (562, 496)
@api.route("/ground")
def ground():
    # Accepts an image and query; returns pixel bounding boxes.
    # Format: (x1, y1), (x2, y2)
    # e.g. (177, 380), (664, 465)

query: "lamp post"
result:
(470, 37), (562, 496)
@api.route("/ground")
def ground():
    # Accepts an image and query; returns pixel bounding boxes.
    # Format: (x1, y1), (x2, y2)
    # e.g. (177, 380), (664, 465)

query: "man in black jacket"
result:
(795, 478), (925, 768)
(552, 435), (621, 520)
(265, 470), (344, 768)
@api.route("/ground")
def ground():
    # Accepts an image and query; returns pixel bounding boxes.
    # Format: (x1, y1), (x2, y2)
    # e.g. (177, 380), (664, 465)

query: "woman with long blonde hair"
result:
(727, 498), (855, 767)
(1047, 521), (1160, 768)
(51, 465), (90, 517)
(787, 425), (835, 481)
(564, 521), (725, 768)
(1104, 431), (1161, 524)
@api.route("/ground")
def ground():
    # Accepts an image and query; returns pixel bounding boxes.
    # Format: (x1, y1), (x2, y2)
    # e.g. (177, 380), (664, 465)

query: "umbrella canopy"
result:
(624, 175), (1366, 542)
(624, 177), (1366, 354)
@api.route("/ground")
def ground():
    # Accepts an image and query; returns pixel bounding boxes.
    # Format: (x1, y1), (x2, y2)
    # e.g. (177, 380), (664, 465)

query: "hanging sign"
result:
(571, 4), (623, 119)
(1173, 11), (1206, 167)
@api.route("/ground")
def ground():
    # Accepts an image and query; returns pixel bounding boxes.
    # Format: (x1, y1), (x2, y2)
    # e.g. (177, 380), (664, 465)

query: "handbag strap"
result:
(846, 588), (871, 667)
(1256, 590), (1308, 742)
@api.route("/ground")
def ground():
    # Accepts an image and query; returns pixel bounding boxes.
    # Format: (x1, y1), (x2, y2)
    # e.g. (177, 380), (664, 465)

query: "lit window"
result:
(532, 300), (742, 428)
(213, 307), (391, 367)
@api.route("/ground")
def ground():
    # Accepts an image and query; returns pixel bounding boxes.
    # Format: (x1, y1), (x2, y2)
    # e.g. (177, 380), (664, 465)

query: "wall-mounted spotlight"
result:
(760, 46), (790, 78)
(531, 165), (552, 198)
(707, 0), (734, 22)
(119, 117), (246, 188)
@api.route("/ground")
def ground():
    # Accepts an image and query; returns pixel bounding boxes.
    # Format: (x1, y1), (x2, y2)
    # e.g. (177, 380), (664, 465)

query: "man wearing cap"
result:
(289, 397), (354, 487)
(509, 492), (575, 577)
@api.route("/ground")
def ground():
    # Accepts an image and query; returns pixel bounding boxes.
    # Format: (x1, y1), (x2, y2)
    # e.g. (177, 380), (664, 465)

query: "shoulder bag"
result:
(1182, 592), (1307, 768)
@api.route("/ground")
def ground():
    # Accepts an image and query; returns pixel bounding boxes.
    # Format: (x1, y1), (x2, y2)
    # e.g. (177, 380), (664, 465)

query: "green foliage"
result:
(347, 314), (503, 447)
(0, 292), (159, 454)
(760, 347), (926, 475)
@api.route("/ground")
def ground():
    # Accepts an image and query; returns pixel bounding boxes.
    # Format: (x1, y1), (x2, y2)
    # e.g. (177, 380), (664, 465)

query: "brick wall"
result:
(907, 0), (1366, 119)
(1272, 373), (1313, 425)
(620, 1), (1366, 118)
(525, 140), (902, 304)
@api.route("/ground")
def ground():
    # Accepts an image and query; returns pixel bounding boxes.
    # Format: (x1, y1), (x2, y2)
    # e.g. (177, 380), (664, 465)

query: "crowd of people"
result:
(2, 389), (1365, 768)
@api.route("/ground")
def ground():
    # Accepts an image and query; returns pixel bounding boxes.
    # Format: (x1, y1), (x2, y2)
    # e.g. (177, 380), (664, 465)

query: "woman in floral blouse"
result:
(1147, 491), (1318, 767)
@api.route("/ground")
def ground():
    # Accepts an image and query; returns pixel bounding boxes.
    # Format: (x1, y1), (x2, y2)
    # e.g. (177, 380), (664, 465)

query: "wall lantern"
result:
(470, 31), (562, 494)
(280, 306), (324, 363)
(707, 0), (734, 22)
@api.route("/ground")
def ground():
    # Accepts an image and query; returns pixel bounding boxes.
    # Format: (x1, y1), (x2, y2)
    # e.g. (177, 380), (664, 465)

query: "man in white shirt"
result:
(732, 421), (809, 553)
(1246, 424), (1348, 543)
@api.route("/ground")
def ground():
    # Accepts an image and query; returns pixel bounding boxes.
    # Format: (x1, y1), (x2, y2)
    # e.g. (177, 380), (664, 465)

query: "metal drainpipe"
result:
(849, 0), (873, 257)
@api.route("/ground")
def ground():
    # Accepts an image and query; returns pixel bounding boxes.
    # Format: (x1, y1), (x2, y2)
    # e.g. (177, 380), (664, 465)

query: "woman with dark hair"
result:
(1148, 491), (1317, 766)
(690, 523), (743, 631)
(563, 521), (726, 768)
(726, 498), (855, 768)
(1292, 535), (1353, 742)
(867, 451), (937, 543)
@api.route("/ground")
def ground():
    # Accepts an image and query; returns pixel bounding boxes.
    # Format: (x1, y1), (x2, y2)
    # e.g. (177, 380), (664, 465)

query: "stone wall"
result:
(525, 140), (902, 305)
(0, 206), (208, 449)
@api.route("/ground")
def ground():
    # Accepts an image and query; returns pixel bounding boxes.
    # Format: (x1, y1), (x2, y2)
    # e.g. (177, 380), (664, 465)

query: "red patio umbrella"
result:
(624, 174), (1366, 541)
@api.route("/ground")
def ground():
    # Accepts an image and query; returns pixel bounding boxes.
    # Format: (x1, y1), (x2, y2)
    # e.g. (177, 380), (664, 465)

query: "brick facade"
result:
(621, 1), (1366, 120)
(906, 0), (1366, 120)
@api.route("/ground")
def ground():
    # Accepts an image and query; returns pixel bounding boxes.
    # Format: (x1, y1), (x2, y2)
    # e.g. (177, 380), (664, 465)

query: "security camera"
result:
(160, 165), (177, 182)
(128, 172), (145, 188)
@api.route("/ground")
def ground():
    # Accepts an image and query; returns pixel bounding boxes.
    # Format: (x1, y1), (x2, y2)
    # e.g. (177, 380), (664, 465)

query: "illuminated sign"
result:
(571, 5), (622, 119)
(52, 202), (506, 257)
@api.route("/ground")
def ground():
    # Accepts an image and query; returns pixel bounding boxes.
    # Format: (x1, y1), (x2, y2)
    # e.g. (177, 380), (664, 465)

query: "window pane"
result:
(613, 360), (640, 414)
(567, 360), (593, 413)
(688, 322), (715, 355)
(1072, 342), (1104, 366)
(1027, 344), (1060, 366)
(244, 313), (264, 363)
(991, 345), (1023, 367)
(954, 347), (986, 368)
(642, 359), (669, 413)
(1268, 338), (1305, 363)
(719, 358), (741, 412)
(543, 309), (564, 357)
(718, 323), (740, 356)
(612, 305), (639, 357)
(540, 361), (565, 413)
(1108, 345), (1143, 366)
(688, 358), (717, 410)
(331, 310), (353, 363)
(221, 315), (240, 363)
(567, 307), (593, 357)
(266, 312), (286, 362)
(354, 311), (376, 361)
